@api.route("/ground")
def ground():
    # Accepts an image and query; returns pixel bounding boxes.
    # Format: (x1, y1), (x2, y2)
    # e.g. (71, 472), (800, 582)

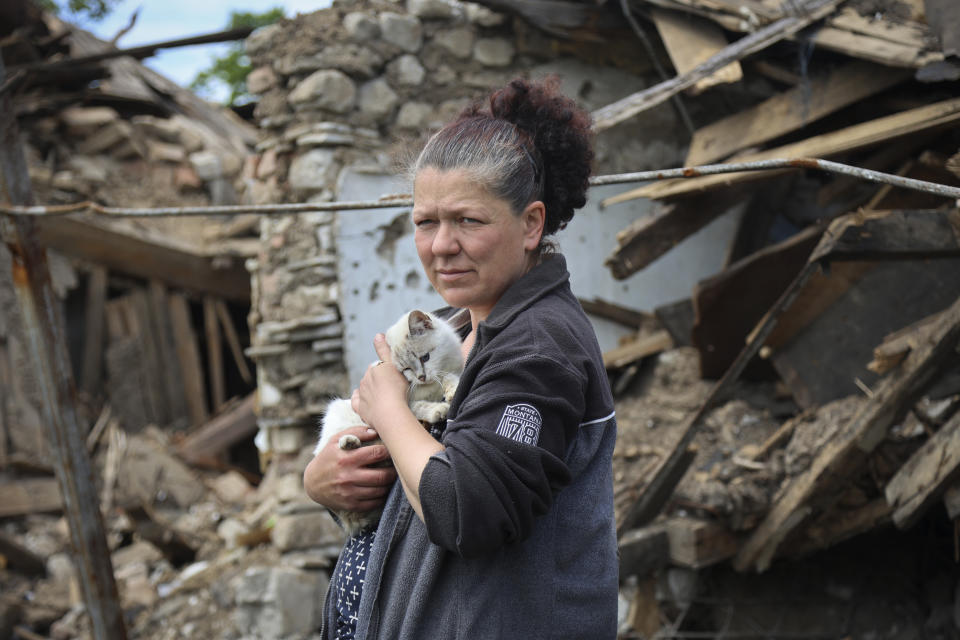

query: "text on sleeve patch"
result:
(495, 403), (542, 445)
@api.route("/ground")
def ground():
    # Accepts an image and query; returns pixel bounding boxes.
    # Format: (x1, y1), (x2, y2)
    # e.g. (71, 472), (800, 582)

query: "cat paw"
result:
(415, 402), (449, 424)
(338, 434), (362, 450)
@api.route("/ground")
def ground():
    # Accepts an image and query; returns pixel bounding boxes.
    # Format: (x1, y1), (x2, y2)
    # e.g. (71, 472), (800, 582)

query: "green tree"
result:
(190, 8), (284, 106)
(34, 0), (123, 21)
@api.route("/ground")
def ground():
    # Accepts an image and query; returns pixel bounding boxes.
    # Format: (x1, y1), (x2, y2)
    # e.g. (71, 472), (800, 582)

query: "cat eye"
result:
(420, 353), (430, 363)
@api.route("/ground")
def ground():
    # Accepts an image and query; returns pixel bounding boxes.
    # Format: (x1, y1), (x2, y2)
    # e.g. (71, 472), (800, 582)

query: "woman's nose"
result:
(432, 222), (459, 255)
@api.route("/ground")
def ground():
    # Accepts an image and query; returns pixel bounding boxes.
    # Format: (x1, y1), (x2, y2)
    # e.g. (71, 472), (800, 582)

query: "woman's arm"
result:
(352, 333), (445, 521)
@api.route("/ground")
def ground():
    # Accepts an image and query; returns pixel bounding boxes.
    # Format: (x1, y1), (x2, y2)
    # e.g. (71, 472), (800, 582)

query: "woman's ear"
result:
(522, 201), (546, 251)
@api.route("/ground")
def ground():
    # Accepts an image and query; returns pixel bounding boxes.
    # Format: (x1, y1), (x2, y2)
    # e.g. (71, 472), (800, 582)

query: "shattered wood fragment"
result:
(604, 190), (742, 279)
(816, 209), (960, 260)
(616, 97), (960, 202)
(80, 265), (107, 396)
(869, 309), (948, 374)
(215, 299), (253, 385)
(603, 330), (674, 370)
(578, 297), (652, 329)
(943, 481), (960, 520)
(169, 293), (209, 428)
(926, 0), (960, 58)
(204, 297), (226, 412)
(654, 298), (695, 347)
(685, 60), (909, 166)
(813, 8), (942, 68)
(618, 523), (671, 578)
(692, 225), (821, 379)
(651, 7), (742, 96)
(886, 410), (960, 529)
(177, 394), (257, 465)
(150, 280), (189, 425)
(0, 478), (62, 517)
(666, 517), (739, 569)
(591, 0), (841, 132)
(627, 577), (661, 639)
(786, 498), (892, 556)
(735, 294), (960, 571)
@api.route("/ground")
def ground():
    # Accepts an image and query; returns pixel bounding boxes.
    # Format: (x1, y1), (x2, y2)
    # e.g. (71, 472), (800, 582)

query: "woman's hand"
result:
(303, 425), (397, 512)
(351, 333), (410, 432)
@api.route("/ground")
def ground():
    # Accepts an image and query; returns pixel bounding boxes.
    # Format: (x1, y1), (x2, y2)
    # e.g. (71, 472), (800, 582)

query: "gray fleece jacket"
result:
(323, 254), (619, 639)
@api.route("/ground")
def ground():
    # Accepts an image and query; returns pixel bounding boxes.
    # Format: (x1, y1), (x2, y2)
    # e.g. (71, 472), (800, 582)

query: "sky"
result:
(75, 0), (333, 102)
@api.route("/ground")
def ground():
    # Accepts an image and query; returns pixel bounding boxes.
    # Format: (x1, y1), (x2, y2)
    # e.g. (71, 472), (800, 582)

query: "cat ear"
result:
(408, 310), (433, 335)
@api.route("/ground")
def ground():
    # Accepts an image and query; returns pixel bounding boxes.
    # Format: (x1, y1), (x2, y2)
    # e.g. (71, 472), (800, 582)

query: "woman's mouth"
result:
(436, 268), (471, 282)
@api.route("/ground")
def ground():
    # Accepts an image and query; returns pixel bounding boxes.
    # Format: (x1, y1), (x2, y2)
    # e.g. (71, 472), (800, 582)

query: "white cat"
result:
(314, 309), (463, 535)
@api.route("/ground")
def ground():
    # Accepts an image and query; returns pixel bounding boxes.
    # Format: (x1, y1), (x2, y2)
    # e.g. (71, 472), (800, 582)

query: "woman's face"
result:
(412, 168), (545, 322)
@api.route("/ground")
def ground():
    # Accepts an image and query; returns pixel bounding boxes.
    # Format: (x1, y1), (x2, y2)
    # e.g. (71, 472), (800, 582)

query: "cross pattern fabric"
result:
(334, 527), (376, 639)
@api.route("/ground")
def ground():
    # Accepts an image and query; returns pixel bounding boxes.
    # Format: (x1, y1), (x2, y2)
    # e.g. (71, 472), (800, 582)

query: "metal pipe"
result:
(1, 157), (957, 218)
(0, 53), (128, 640)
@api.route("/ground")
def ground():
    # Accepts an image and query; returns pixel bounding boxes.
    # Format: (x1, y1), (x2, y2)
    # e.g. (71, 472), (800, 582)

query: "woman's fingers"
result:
(373, 333), (391, 363)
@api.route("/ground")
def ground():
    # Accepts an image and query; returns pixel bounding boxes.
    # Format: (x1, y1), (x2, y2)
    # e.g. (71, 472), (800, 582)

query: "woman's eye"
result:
(460, 217), (480, 224)
(414, 218), (436, 228)
(420, 353), (430, 363)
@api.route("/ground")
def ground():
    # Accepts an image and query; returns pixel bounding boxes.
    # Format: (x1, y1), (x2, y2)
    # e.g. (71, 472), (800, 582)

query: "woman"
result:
(304, 77), (618, 639)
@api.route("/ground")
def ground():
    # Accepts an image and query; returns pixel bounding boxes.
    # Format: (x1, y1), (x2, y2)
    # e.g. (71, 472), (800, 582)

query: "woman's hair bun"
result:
(489, 77), (594, 235)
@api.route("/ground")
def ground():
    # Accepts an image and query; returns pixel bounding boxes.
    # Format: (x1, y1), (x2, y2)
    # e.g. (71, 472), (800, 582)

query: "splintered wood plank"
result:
(177, 394), (257, 464)
(666, 517), (739, 568)
(812, 26), (943, 68)
(786, 498), (892, 556)
(735, 294), (960, 571)
(214, 299), (253, 385)
(685, 60), (909, 165)
(603, 330), (674, 369)
(869, 310), (948, 374)
(150, 280), (189, 425)
(169, 293), (209, 428)
(886, 410), (960, 529)
(80, 266), (108, 396)
(204, 297), (226, 412)
(604, 190), (743, 278)
(0, 478), (62, 516)
(591, 0), (841, 132)
(131, 289), (168, 426)
(616, 97), (960, 202)
(651, 7), (742, 96)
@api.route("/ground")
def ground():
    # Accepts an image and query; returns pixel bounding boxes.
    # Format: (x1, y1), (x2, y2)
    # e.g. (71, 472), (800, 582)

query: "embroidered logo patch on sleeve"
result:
(495, 403), (542, 445)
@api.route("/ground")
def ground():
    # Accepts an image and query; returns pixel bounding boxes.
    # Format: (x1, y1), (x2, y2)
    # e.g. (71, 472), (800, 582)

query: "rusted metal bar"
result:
(1, 157), (958, 218)
(0, 54), (127, 640)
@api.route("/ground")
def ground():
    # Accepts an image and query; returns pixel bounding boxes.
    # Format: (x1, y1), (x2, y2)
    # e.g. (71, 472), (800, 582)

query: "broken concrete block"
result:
(67, 155), (110, 184)
(208, 470), (255, 504)
(379, 12), (423, 53)
(232, 566), (328, 637)
(131, 114), (182, 143)
(60, 106), (118, 136)
(358, 78), (399, 121)
(408, 0), (457, 18)
(474, 37), (515, 67)
(344, 11), (379, 41)
(189, 150), (223, 181)
(147, 139), (187, 164)
(247, 65), (278, 94)
(289, 148), (339, 193)
(76, 120), (134, 155)
(288, 69), (356, 113)
(272, 510), (345, 552)
(433, 27), (475, 59)
(387, 54), (426, 86)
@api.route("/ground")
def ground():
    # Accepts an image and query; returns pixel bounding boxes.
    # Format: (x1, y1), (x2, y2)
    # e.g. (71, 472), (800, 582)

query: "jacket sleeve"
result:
(417, 351), (585, 557)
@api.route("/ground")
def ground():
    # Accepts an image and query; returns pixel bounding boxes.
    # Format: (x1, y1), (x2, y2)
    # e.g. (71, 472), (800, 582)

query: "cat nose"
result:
(418, 374), (427, 382)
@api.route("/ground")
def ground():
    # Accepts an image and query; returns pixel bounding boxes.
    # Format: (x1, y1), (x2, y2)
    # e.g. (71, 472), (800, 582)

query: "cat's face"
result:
(386, 310), (460, 385)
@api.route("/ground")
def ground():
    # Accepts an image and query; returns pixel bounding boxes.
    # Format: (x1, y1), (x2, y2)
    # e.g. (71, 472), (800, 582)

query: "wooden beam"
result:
(169, 293), (209, 428)
(603, 330), (674, 369)
(591, 0), (841, 132)
(215, 299), (252, 385)
(666, 517), (739, 569)
(0, 478), (62, 517)
(80, 266), (108, 396)
(35, 216), (249, 301)
(130, 289), (167, 426)
(579, 297), (652, 330)
(651, 7), (742, 96)
(614, 97), (960, 202)
(604, 190), (743, 278)
(886, 410), (960, 529)
(735, 294), (960, 571)
(149, 280), (188, 425)
(786, 498), (892, 556)
(177, 394), (257, 464)
(204, 297), (226, 412)
(685, 60), (909, 166)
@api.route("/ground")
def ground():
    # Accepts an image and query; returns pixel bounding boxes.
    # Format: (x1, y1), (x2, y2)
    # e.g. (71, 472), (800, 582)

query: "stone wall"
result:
(243, 0), (688, 454)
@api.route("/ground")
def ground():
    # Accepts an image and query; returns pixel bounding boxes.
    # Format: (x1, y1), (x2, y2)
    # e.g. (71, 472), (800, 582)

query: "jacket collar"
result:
(480, 253), (569, 334)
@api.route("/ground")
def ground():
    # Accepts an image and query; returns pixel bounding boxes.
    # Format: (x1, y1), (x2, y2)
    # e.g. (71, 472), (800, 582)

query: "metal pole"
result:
(0, 54), (127, 640)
